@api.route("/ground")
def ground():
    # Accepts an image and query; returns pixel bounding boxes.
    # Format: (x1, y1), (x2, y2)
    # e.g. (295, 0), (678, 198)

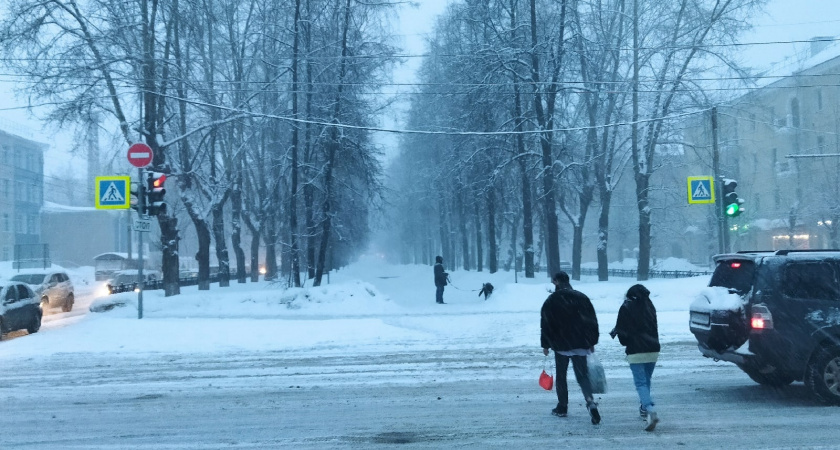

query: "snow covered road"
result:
(2, 341), (837, 449)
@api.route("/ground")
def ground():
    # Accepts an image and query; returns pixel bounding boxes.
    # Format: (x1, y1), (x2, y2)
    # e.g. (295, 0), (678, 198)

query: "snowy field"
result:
(1, 256), (837, 449)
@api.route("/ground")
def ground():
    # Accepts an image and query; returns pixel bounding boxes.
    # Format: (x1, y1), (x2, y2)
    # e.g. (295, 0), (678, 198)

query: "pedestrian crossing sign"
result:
(95, 176), (131, 209)
(687, 176), (715, 204)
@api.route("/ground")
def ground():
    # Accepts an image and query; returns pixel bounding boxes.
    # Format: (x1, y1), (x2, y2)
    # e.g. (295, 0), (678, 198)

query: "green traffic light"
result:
(726, 203), (740, 217)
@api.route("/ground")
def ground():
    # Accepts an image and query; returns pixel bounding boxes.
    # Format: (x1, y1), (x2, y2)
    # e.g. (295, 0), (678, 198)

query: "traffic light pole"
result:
(711, 107), (729, 254)
(137, 167), (145, 319)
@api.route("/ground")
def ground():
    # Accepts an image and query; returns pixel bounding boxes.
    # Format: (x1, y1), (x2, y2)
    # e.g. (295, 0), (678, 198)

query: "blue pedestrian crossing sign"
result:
(687, 176), (715, 204)
(95, 176), (131, 210)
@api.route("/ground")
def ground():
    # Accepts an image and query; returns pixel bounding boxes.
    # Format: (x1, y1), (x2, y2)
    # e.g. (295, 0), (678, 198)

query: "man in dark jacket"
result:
(611, 283), (661, 431)
(540, 271), (601, 424)
(433, 256), (448, 304)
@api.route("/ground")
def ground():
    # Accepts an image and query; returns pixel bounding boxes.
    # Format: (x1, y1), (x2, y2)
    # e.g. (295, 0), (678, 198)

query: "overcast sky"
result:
(1, 0), (838, 179)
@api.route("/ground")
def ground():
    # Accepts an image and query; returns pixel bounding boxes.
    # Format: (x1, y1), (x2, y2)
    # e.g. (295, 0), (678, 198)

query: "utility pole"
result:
(711, 107), (728, 254)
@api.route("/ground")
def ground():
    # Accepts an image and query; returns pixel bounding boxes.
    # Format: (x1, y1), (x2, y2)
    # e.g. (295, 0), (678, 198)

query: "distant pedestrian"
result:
(540, 271), (601, 424)
(610, 284), (661, 432)
(433, 256), (448, 304)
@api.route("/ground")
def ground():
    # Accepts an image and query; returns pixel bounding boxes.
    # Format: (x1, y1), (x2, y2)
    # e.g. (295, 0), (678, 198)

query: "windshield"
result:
(709, 259), (756, 294)
(112, 274), (140, 285)
(10, 274), (47, 285)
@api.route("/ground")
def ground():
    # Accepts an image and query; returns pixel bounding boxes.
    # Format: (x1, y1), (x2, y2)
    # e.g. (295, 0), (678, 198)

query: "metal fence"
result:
(578, 268), (712, 279)
(107, 273), (232, 294)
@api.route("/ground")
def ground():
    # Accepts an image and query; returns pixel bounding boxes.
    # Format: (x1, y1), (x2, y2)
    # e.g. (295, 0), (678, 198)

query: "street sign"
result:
(127, 143), (154, 168)
(95, 176), (131, 209)
(687, 176), (715, 204)
(133, 217), (152, 233)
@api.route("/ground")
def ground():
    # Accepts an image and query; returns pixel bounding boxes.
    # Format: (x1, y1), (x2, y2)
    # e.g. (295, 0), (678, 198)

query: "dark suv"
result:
(689, 249), (840, 404)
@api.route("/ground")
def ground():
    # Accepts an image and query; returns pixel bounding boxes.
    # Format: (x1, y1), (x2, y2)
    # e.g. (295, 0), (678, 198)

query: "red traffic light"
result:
(152, 173), (166, 188)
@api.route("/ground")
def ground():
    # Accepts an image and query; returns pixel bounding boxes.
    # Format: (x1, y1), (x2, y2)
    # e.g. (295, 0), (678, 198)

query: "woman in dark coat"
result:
(612, 284), (661, 431)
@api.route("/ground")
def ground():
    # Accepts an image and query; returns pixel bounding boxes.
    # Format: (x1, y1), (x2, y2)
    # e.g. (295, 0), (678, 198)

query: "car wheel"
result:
(26, 310), (42, 334)
(806, 345), (840, 405)
(739, 365), (795, 386)
(62, 293), (74, 312)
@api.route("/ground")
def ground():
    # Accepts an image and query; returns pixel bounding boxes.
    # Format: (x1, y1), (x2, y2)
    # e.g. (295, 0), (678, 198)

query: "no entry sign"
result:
(127, 143), (154, 168)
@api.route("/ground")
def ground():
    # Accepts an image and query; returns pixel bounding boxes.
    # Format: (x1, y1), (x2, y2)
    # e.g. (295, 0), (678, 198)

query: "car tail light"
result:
(751, 305), (773, 331)
(730, 262), (741, 268)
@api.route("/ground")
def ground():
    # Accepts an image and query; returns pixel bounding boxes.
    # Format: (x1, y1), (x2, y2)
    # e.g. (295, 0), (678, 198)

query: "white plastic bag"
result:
(588, 354), (608, 394)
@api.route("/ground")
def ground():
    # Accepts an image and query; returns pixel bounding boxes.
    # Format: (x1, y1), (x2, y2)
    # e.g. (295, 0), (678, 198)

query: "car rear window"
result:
(10, 274), (46, 285)
(709, 259), (756, 294)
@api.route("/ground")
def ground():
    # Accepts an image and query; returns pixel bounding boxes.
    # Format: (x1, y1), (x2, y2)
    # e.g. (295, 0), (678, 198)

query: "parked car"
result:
(0, 282), (41, 340)
(689, 249), (840, 404)
(10, 271), (75, 312)
(559, 261), (572, 273)
(105, 269), (161, 293)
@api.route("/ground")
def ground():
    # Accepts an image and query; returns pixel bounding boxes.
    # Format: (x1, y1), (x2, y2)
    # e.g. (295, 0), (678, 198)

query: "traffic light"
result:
(146, 172), (167, 216)
(722, 178), (744, 217)
(129, 181), (145, 215)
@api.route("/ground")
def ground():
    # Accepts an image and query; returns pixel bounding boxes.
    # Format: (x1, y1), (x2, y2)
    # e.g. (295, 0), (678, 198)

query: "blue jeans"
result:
(629, 362), (656, 413)
(436, 286), (444, 303)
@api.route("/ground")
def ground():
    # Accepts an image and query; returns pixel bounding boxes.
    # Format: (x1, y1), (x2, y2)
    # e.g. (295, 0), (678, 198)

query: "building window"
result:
(817, 89), (823, 110)
(750, 113), (756, 131)
(1, 179), (8, 198)
(27, 214), (38, 235)
(16, 181), (24, 201)
(818, 136), (826, 153)
(15, 214), (23, 233)
(2, 213), (8, 232)
(790, 98), (801, 128)
(1, 246), (8, 261)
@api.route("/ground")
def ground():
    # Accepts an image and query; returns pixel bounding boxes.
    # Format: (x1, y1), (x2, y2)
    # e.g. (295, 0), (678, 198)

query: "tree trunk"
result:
(242, 215), (260, 282)
(264, 223), (278, 281)
(288, 0), (302, 287)
(597, 192), (612, 281)
(636, 173), (651, 280)
(194, 218), (211, 290)
(474, 203), (484, 272)
(212, 202), (230, 288)
(314, 0), (352, 287)
(457, 191), (470, 271)
(231, 182), (247, 284)
(528, 0), (567, 276)
(487, 187), (497, 274)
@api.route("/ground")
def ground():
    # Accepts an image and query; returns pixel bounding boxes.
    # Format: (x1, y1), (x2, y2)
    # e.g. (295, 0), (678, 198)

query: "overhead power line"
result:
(154, 90), (710, 136)
(0, 37), (838, 63)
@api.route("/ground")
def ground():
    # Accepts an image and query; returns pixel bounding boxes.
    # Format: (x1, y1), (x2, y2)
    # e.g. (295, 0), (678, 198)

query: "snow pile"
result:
(689, 286), (745, 313)
(90, 278), (399, 318)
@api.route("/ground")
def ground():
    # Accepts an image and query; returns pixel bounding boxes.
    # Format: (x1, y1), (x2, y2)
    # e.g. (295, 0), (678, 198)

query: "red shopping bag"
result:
(539, 370), (554, 391)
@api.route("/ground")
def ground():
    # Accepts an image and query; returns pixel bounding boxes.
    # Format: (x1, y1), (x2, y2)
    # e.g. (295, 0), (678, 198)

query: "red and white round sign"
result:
(127, 143), (154, 168)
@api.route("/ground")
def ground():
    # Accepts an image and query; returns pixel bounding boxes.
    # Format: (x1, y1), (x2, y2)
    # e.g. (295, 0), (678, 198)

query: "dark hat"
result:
(552, 271), (570, 284)
(435, 255), (443, 263)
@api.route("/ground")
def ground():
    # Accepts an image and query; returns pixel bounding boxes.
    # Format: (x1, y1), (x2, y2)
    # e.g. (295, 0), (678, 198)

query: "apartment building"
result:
(683, 39), (840, 256)
(0, 126), (47, 264)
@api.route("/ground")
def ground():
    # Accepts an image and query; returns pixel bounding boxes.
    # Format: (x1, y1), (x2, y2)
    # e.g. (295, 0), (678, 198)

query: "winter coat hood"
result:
(626, 284), (650, 302)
